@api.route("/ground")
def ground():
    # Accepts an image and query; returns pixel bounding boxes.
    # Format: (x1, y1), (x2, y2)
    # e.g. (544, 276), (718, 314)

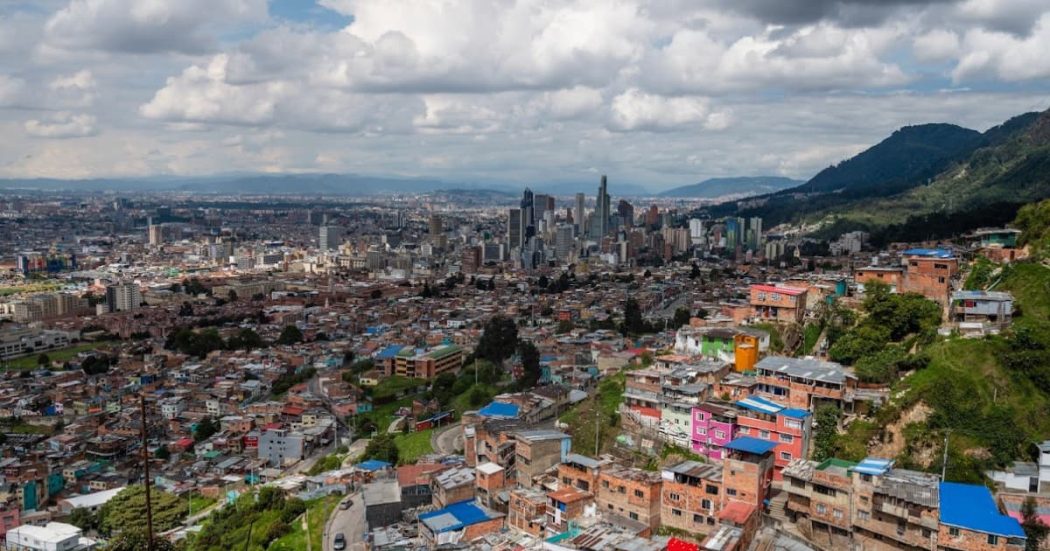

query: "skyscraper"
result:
(105, 282), (142, 313)
(521, 188), (536, 241)
(590, 175), (610, 238)
(617, 199), (634, 229)
(508, 208), (523, 250)
(748, 217), (763, 250)
(555, 225), (575, 261)
(319, 225), (344, 252)
(574, 193), (585, 236)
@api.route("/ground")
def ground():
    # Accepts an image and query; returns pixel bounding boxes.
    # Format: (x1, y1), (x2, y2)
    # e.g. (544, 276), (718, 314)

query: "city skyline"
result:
(0, 1), (1048, 188)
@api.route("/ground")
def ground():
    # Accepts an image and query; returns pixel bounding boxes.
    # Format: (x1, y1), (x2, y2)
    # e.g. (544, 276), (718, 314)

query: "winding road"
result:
(431, 422), (463, 455)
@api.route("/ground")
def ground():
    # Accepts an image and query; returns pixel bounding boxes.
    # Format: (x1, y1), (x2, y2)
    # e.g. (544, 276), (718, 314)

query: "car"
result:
(340, 499), (353, 510)
(333, 533), (346, 550)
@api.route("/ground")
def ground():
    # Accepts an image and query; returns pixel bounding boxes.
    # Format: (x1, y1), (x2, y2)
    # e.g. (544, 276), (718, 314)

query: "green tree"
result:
(227, 328), (265, 351)
(361, 434), (399, 464)
(105, 530), (177, 551)
(812, 405), (842, 462)
(195, 416), (218, 441)
(37, 353), (50, 366)
(67, 507), (97, 532)
(621, 298), (644, 336)
(672, 307), (691, 329)
(476, 315), (519, 365)
(155, 445), (171, 460)
(515, 340), (541, 390)
(1022, 496), (1049, 551)
(97, 486), (186, 536)
(555, 320), (575, 334)
(276, 325), (303, 345)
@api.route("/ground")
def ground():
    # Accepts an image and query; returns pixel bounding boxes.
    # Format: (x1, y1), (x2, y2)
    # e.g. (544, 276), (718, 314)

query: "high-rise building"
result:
(555, 225), (575, 261)
(689, 219), (705, 245)
(520, 189), (536, 241)
(105, 282), (142, 313)
(462, 246), (482, 273)
(319, 225), (344, 252)
(617, 200), (634, 229)
(508, 208), (523, 250)
(534, 193), (551, 223)
(646, 205), (659, 227)
(428, 215), (443, 238)
(726, 218), (740, 246)
(574, 193), (586, 236)
(589, 176), (610, 238)
(748, 217), (763, 250)
(148, 224), (164, 246)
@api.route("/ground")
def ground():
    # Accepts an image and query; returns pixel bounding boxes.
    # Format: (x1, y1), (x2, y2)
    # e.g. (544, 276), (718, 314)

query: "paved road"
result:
(324, 492), (366, 551)
(431, 422), (462, 455)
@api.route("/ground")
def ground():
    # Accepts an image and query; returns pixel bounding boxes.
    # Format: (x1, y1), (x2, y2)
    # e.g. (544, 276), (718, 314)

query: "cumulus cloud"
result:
(24, 111), (98, 138)
(608, 89), (731, 132)
(913, 29), (962, 62)
(48, 70), (97, 107)
(951, 13), (1050, 81)
(713, 0), (959, 26)
(43, 0), (267, 55)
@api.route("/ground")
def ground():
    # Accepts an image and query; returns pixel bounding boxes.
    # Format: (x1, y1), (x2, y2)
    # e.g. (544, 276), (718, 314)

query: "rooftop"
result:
(419, 500), (502, 534)
(940, 482), (1025, 538)
(724, 436), (778, 455)
(755, 356), (850, 385)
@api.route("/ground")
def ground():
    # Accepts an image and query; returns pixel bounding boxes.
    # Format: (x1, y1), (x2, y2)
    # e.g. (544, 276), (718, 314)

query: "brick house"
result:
(783, 458), (857, 548)
(475, 462), (506, 511)
(596, 466), (663, 536)
(938, 482), (1026, 551)
(558, 454), (610, 494)
(661, 460), (723, 535)
(900, 248), (959, 306)
(546, 486), (592, 537)
(722, 437), (777, 509)
(431, 467), (475, 509)
(507, 487), (547, 536)
(750, 284), (807, 323)
(753, 356), (856, 412)
(419, 500), (504, 549)
(850, 458), (940, 550)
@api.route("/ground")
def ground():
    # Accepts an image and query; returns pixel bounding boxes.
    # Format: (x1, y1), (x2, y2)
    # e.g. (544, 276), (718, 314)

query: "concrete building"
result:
(900, 248), (960, 306)
(319, 225), (344, 252)
(660, 460), (724, 535)
(546, 486), (593, 537)
(735, 396), (812, 479)
(394, 345), (463, 379)
(6, 522), (92, 551)
(257, 427), (306, 467)
(597, 466), (663, 536)
(508, 487), (547, 536)
(950, 290), (1013, 334)
(363, 478), (403, 529)
(513, 429), (571, 488)
(104, 282), (141, 313)
(750, 284), (807, 323)
(419, 500), (504, 549)
(431, 466), (475, 509)
(753, 356), (857, 412)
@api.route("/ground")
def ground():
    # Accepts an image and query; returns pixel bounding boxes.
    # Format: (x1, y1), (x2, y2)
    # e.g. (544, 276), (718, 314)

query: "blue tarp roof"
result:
(419, 500), (497, 533)
(735, 396), (784, 415)
(940, 482), (1025, 537)
(478, 402), (520, 419)
(375, 346), (403, 360)
(724, 436), (778, 455)
(852, 457), (893, 476)
(903, 248), (954, 258)
(780, 408), (812, 419)
(355, 459), (391, 471)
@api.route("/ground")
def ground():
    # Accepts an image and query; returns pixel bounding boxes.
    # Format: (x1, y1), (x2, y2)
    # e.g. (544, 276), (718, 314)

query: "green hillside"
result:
(659, 176), (802, 198)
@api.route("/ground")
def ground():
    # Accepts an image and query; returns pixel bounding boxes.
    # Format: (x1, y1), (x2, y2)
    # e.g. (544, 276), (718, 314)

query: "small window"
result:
(705, 485), (719, 495)
(715, 430), (725, 439)
(669, 492), (681, 501)
(727, 488), (737, 496)
(760, 430), (770, 439)
(701, 499), (712, 510)
(672, 509), (682, 517)
(602, 480), (609, 488)
(634, 489), (644, 498)
(693, 514), (703, 523)
(629, 512), (639, 521)
(834, 509), (843, 519)
(858, 510), (869, 520)
(780, 433), (794, 443)
(860, 474), (872, 482)
(816, 504), (827, 514)
(949, 527), (960, 537)
(780, 451), (792, 461)
(739, 427), (750, 434)
(987, 535), (999, 546)
(784, 419), (801, 429)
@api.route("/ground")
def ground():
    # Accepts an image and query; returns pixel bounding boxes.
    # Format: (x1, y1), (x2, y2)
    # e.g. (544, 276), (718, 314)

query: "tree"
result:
(37, 353), (50, 366)
(98, 486), (186, 537)
(1022, 496), (1049, 551)
(155, 445), (171, 460)
(276, 325), (303, 345)
(672, 307), (692, 329)
(227, 328), (265, 351)
(812, 405), (841, 462)
(195, 416), (218, 441)
(555, 320), (575, 334)
(370, 289), (383, 300)
(621, 298), (645, 336)
(104, 530), (177, 551)
(690, 263), (701, 279)
(421, 282), (433, 298)
(515, 339), (541, 390)
(178, 301), (194, 317)
(537, 275), (549, 289)
(67, 507), (97, 532)
(476, 315), (518, 364)
(362, 434), (399, 464)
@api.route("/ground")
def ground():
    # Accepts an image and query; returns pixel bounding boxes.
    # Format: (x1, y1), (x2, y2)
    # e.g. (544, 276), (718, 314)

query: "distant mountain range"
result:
(659, 176), (803, 198)
(711, 107), (1050, 244)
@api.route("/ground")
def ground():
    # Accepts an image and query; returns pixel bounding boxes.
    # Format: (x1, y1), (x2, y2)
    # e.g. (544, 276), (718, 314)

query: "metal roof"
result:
(851, 457), (893, 476)
(754, 356), (850, 384)
(477, 401), (519, 419)
(418, 500), (501, 534)
(903, 248), (954, 258)
(940, 482), (1025, 538)
(724, 436), (777, 455)
(735, 396), (784, 415)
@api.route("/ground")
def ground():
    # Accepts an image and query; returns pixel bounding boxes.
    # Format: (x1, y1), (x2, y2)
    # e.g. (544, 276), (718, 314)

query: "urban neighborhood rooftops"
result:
(754, 356), (851, 384)
(939, 482), (1026, 538)
(419, 500), (502, 534)
(477, 401), (520, 419)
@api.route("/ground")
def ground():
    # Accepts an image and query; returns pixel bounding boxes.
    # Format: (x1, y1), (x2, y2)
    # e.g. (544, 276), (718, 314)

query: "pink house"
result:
(691, 402), (739, 460)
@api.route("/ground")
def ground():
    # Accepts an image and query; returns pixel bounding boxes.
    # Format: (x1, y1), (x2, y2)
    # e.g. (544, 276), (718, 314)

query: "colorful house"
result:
(691, 402), (739, 461)
(734, 396), (812, 480)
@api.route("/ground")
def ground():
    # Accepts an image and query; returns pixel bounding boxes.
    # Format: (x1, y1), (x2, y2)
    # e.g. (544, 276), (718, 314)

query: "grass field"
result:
(188, 493), (217, 515)
(0, 282), (65, 297)
(394, 429), (435, 464)
(3, 341), (118, 370)
(270, 495), (340, 551)
(371, 376), (430, 400)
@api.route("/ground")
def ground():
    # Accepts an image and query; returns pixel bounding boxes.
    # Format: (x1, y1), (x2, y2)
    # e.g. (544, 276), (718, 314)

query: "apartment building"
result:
(851, 458), (940, 550)
(476, 462), (506, 510)
(394, 344), (463, 379)
(750, 284), (807, 323)
(735, 396), (811, 479)
(546, 486), (592, 537)
(901, 249), (959, 306)
(722, 437), (777, 508)
(754, 356), (857, 412)
(660, 460), (724, 534)
(557, 453), (611, 494)
(783, 458), (857, 548)
(597, 466), (663, 536)
(691, 402), (739, 461)
(513, 429), (571, 488)
(507, 487), (547, 536)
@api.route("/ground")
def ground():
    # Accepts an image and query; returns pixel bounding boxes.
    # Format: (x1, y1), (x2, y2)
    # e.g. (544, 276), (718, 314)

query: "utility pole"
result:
(941, 429), (952, 480)
(140, 394), (155, 551)
(594, 399), (600, 456)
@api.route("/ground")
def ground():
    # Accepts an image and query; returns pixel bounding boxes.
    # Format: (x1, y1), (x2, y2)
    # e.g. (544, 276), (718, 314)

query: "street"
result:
(324, 491), (366, 551)
(431, 422), (462, 455)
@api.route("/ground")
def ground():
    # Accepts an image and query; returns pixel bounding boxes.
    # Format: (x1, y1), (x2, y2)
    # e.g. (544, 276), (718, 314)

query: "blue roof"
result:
(355, 459), (392, 471)
(940, 482), (1025, 538)
(419, 500), (498, 533)
(903, 248), (954, 258)
(724, 436), (778, 455)
(852, 457), (894, 476)
(375, 346), (403, 360)
(735, 396), (784, 415)
(780, 408), (811, 419)
(478, 402), (520, 419)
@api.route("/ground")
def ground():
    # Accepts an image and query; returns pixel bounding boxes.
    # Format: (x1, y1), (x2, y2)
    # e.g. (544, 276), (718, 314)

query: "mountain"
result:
(660, 176), (802, 198)
(794, 123), (984, 195)
(722, 108), (1050, 244)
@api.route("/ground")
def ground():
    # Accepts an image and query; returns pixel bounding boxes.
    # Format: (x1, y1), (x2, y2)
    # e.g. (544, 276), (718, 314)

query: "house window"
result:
(602, 480), (609, 488)
(987, 535), (999, 546)
(860, 474), (872, 482)
(858, 510), (869, 520)
(669, 493), (681, 501)
(629, 512), (639, 521)
(715, 430), (725, 439)
(634, 489), (644, 498)
(693, 514), (703, 523)
(673, 509), (682, 517)
(816, 504), (827, 514)
(760, 430), (770, 439)
(739, 427), (750, 434)
(757, 292), (766, 301)
(790, 478), (806, 489)
(780, 451), (792, 461)
(784, 419), (801, 429)
(938, 277), (946, 283)
(697, 428), (707, 435)
(618, 486), (626, 494)
(696, 412), (706, 421)
(727, 489), (737, 496)
(705, 485), (719, 495)
(949, 527), (960, 537)
(834, 509), (843, 519)
(707, 517), (716, 525)
(701, 499), (712, 510)
(780, 433), (794, 443)
(771, 293), (780, 301)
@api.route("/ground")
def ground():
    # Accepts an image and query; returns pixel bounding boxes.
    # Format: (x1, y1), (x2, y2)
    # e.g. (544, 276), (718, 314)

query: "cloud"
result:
(608, 89), (730, 132)
(43, 0), (267, 55)
(951, 13), (1050, 81)
(715, 0), (959, 26)
(913, 29), (962, 62)
(24, 111), (98, 138)
(0, 73), (26, 106)
(48, 70), (97, 107)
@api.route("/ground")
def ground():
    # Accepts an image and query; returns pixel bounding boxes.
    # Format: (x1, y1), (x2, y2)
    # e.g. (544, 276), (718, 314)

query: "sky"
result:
(1, 0), (1049, 191)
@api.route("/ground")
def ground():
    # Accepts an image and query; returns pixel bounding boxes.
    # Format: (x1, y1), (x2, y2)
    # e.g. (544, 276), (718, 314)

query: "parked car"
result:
(340, 499), (353, 510)
(333, 533), (346, 550)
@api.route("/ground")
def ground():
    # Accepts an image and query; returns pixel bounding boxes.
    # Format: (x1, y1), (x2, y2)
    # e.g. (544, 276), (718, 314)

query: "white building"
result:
(6, 522), (96, 550)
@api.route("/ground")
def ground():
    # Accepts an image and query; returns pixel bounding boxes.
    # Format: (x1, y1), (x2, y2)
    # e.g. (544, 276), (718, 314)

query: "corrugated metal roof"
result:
(940, 482), (1025, 537)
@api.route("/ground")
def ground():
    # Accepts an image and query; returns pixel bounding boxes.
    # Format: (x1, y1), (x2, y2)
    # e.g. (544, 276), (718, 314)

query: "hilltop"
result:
(659, 176), (802, 199)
